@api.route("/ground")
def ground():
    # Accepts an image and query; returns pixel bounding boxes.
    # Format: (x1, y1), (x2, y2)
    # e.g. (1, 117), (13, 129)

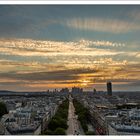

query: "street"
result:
(67, 95), (84, 135)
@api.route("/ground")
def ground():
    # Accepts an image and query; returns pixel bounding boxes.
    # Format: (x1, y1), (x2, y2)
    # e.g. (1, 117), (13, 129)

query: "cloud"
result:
(64, 18), (140, 34)
(0, 62), (140, 90)
(0, 38), (138, 75)
(128, 9), (140, 21)
(0, 38), (124, 57)
(0, 68), (97, 82)
(0, 59), (139, 91)
(0, 38), (128, 73)
(0, 38), (139, 91)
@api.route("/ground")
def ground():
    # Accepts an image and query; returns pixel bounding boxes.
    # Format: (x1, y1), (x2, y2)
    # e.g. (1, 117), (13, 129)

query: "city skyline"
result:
(0, 5), (140, 91)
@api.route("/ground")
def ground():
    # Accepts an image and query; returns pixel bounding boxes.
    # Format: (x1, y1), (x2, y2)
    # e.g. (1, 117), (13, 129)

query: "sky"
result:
(0, 5), (140, 92)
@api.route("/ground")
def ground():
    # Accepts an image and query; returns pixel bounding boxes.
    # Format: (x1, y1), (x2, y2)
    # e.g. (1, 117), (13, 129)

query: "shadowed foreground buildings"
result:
(73, 86), (140, 135)
(0, 93), (66, 135)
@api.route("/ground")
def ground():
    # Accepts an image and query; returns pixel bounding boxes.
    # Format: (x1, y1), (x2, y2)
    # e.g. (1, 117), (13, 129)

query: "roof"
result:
(0, 122), (5, 134)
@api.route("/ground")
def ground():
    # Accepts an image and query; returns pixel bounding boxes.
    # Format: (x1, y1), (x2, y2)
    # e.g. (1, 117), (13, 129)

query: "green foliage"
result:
(0, 102), (8, 118)
(85, 131), (96, 135)
(48, 117), (68, 131)
(43, 128), (66, 135)
(54, 128), (66, 135)
(43, 130), (54, 135)
(81, 120), (88, 132)
(48, 118), (59, 131)
(43, 99), (69, 135)
(73, 99), (90, 134)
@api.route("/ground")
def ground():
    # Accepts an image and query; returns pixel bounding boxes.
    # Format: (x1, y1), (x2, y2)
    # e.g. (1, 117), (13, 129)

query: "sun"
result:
(80, 79), (89, 87)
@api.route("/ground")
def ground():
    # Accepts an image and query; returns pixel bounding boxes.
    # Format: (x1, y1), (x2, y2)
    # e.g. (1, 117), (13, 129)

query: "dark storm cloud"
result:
(0, 68), (96, 81)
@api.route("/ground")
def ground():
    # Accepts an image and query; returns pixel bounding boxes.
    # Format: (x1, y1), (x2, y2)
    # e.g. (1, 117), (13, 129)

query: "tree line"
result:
(73, 99), (95, 135)
(43, 99), (69, 135)
(0, 102), (8, 118)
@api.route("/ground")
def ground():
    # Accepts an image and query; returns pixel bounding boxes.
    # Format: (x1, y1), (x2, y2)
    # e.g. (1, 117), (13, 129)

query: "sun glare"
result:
(80, 79), (90, 86)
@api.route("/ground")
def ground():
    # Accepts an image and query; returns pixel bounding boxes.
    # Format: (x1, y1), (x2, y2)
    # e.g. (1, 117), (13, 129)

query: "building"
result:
(108, 122), (140, 135)
(93, 88), (97, 95)
(107, 82), (112, 96)
(60, 88), (69, 94)
(0, 122), (5, 135)
(71, 87), (83, 94)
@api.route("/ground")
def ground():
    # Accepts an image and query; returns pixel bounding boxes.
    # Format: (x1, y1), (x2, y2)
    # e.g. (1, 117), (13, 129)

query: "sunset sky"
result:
(0, 5), (140, 91)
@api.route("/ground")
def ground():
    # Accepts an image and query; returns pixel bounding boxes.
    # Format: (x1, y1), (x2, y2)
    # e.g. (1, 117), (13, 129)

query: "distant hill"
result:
(0, 90), (48, 96)
(0, 90), (16, 94)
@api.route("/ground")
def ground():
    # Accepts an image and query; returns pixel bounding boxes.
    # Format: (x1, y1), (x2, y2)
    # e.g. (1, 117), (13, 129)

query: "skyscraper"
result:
(93, 88), (97, 95)
(107, 82), (112, 96)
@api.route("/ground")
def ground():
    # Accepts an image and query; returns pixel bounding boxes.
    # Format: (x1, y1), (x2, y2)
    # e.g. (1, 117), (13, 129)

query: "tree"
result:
(48, 119), (60, 131)
(43, 99), (69, 135)
(0, 102), (8, 118)
(85, 131), (96, 135)
(43, 130), (54, 135)
(48, 117), (68, 131)
(73, 99), (90, 133)
(54, 128), (66, 135)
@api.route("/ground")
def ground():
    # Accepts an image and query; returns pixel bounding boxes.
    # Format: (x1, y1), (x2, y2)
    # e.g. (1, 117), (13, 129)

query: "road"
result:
(67, 95), (84, 135)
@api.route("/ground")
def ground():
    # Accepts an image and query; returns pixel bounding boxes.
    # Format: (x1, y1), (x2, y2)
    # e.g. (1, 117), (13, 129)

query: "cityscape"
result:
(0, 84), (140, 135)
(0, 5), (140, 135)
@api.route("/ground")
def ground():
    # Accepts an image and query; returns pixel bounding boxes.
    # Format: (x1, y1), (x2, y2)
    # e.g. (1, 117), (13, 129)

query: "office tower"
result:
(93, 88), (97, 94)
(72, 87), (83, 94)
(107, 82), (112, 96)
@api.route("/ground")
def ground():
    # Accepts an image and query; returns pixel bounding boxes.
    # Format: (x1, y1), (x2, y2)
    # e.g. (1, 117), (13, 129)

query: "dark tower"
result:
(93, 88), (97, 94)
(107, 82), (112, 96)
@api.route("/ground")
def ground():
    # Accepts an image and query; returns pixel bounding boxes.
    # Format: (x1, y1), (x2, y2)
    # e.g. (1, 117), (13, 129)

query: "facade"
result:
(0, 94), (65, 135)
(108, 123), (140, 135)
(72, 87), (83, 94)
(0, 122), (5, 135)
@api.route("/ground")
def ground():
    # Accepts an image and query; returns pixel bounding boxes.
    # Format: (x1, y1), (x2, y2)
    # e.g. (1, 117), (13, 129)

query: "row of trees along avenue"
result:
(43, 99), (69, 135)
(73, 99), (95, 135)
(0, 102), (8, 118)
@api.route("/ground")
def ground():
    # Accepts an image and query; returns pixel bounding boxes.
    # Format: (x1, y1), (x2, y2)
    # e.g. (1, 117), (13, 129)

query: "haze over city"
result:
(0, 5), (140, 91)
